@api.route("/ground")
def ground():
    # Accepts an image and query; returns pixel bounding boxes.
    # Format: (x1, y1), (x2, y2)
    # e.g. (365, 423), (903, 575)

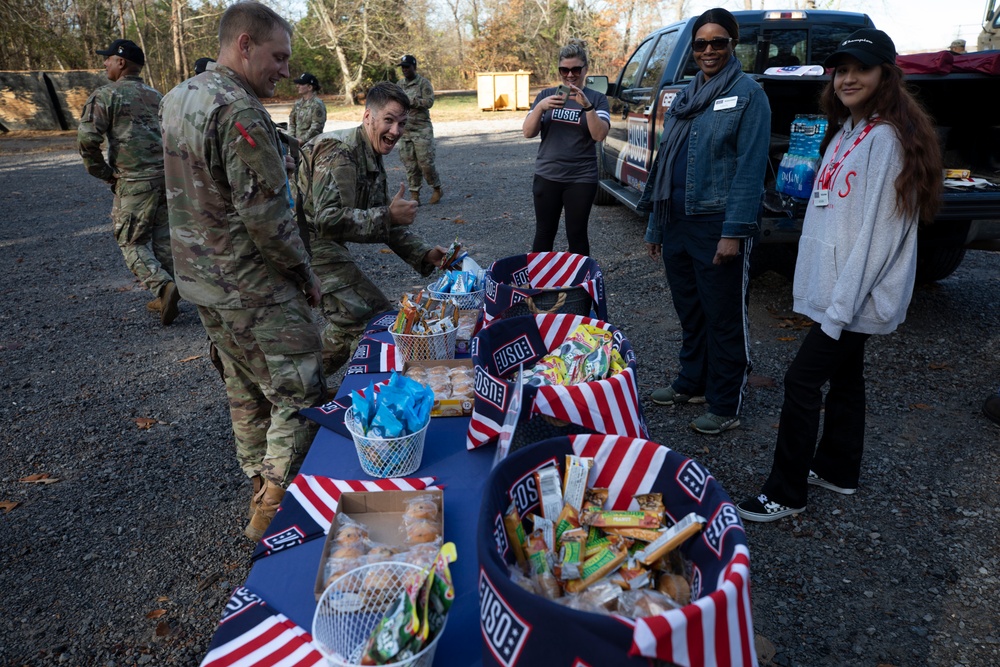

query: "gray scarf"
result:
(642, 55), (745, 210)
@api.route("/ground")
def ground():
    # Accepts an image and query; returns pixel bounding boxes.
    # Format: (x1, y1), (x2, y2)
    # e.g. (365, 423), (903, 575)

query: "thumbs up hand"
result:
(389, 182), (417, 226)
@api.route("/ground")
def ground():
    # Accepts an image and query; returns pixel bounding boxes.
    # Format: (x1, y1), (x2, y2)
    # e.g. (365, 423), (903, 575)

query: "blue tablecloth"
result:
(244, 341), (492, 665)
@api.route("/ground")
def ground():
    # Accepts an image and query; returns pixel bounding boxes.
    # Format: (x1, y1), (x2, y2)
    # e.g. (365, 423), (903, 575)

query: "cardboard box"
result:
(314, 488), (444, 600)
(402, 359), (474, 418)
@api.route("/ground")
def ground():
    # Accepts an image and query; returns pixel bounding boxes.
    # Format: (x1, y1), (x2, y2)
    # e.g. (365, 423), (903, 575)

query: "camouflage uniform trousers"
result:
(111, 178), (174, 298)
(398, 128), (441, 195)
(316, 261), (392, 376)
(196, 297), (326, 488)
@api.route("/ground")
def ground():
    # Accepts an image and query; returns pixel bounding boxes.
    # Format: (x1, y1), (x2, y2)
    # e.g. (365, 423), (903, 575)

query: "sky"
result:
(686, 0), (989, 53)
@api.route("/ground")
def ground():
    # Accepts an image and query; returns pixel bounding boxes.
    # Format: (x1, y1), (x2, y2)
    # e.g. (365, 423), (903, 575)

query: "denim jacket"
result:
(642, 73), (771, 242)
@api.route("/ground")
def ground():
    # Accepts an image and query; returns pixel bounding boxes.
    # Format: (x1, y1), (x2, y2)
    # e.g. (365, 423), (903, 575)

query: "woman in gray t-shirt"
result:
(522, 40), (610, 256)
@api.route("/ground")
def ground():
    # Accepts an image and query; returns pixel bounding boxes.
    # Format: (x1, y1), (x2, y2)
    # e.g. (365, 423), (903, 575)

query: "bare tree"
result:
(309, 0), (370, 104)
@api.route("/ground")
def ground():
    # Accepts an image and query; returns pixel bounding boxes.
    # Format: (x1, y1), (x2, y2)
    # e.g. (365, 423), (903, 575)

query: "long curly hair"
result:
(819, 63), (943, 222)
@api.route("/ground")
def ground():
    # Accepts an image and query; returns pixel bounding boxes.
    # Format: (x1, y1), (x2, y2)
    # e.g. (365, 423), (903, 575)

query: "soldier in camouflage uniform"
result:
(78, 39), (180, 326)
(159, 2), (325, 542)
(297, 82), (447, 376)
(396, 55), (443, 206)
(289, 72), (327, 144)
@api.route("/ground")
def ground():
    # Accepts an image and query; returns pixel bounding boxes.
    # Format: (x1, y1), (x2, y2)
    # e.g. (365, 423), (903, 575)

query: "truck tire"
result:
(915, 246), (966, 283)
(594, 144), (617, 206)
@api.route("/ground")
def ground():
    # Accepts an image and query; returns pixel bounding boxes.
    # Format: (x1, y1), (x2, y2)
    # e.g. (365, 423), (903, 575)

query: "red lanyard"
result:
(818, 118), (880, 190)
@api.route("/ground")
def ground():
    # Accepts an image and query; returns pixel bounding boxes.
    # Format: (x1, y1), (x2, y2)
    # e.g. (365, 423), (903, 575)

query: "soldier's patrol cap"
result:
(96, 39), (145, 67)
(293, 72), (320, 89)
(398, 55), (417, 67)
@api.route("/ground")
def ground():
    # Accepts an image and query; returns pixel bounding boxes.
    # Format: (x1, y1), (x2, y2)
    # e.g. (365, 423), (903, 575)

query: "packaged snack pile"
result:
(520, 324), (627, 388)
(404, 364), (474, 404)
(391, 292), (459, 335)
(359, 543), (456, 665)
(349, 372), (434, 438)
(504, 455), (706, 617)
(322, 494), (445, 591)
(428, 269), (484, 295)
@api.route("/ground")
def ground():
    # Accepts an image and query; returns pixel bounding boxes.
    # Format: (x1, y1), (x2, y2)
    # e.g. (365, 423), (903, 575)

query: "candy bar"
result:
(635, 512), (707, 566)
(533, 466), (563, 520)
(503, 502), (528, 571)
(562, 455), (594, 512)
(581, 509), (661, 529)
(565, 538), (630, 594)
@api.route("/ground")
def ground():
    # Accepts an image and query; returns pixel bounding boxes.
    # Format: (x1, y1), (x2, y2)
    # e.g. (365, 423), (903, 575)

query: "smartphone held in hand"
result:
(556, 84), (571, 97)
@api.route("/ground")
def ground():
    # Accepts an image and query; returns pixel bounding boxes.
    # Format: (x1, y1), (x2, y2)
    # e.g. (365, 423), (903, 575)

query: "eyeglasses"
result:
(692, 37), (733, 52)
(558, 66), (584, 76)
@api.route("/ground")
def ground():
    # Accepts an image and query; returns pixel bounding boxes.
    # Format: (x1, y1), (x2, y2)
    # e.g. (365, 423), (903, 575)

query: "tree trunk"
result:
(171, 0), (183, 82)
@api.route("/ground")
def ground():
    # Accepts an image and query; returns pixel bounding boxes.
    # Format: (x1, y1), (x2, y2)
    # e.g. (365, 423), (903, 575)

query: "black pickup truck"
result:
(593, 9), (1000, 281)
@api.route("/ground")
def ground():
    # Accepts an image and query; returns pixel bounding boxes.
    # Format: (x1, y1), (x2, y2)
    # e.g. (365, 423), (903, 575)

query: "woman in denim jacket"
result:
(640, 7), (770, 435)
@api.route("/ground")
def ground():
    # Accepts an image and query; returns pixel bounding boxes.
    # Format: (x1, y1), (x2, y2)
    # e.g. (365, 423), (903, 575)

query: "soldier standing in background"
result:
(297, 82), (447, 377)
(78, 39), (180, 326)
(288, 72), (327, 144)
(396, 55), (443, 206)
(159, 1), (325, 542)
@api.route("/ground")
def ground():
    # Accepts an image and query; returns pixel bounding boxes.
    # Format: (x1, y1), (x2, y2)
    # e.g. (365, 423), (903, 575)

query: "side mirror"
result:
(586, 75), (610, 96)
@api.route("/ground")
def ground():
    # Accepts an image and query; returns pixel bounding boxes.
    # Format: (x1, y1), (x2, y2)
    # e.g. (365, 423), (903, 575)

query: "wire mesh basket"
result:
(344, 408), (429, 478)
(426, 286), (485, 311)
(313, 561), (446, 667)
(390, 328), (458, 363)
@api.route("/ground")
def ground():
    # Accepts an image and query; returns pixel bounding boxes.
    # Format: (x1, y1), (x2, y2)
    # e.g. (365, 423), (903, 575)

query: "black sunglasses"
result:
(558, 66), (584, 76)
(692, 37), (733, 52)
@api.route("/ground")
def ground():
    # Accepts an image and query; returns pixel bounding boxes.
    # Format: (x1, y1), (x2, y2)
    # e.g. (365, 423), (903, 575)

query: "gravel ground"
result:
(1, 115), (998, 667)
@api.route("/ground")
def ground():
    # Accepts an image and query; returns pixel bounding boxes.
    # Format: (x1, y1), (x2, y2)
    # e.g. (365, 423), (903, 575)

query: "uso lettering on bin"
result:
(260, 526), (307, 554)
(493, 335), (538, 377)
(479, 570), (530, 667)
(676, 458), (712, 503)
(474, 366), (507, 411)
(703, 503), (742, 558)
(506, 458), (557, 518)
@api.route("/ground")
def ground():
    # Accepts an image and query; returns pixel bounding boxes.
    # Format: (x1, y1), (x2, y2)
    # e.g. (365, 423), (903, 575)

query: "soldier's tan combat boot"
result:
(146, 298), (162, 313)
(429, 187), (443, 205)
(160, 281), (180, 326)
(247, 475), (263, 519)
(245, 478), (285, 542)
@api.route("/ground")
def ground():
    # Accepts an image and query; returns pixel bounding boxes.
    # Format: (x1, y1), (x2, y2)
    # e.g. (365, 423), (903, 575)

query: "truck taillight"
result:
(763, 10), (807, 19)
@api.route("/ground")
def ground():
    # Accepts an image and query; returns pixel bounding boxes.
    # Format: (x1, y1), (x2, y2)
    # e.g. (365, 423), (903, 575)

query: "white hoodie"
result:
(792, 117), (918, 340)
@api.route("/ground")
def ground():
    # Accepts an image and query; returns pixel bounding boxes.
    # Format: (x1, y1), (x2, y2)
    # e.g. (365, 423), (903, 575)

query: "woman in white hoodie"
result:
(738, 29), (943, 522)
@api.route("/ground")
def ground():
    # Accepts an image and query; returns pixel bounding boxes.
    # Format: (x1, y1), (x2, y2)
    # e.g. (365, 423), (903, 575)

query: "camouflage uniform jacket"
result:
(288, 95), (327, 144)
(159, 63), (314, 309)
(297, 125), (433, 274)
(78, 75), (163, 184)
(398, 74), (434, 134)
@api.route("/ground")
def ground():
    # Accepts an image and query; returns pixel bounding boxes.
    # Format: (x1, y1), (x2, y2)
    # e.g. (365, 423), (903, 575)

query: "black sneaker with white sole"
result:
(736, 494), (805, 523)
(807, 470), (856, 495)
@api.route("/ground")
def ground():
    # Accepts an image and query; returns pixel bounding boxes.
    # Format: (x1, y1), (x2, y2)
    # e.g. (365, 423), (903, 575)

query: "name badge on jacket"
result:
(713, 96), (738, 111)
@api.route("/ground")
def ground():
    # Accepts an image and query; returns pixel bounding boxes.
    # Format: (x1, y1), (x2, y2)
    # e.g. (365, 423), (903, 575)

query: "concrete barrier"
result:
(47, 71), (108, 129)
(0, 70), (106, 132)
(0, 72), (60, 131)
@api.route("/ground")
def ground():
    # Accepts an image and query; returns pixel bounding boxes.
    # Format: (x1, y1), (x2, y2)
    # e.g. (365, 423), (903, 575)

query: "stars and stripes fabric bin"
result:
(466, 313), (647, 450)
(477, 434), (756, 667)
(484, 252), (607, 324)
(250, 473), (438, 561)
(344, 334), (402, 375)
(199, 586), (324, 667)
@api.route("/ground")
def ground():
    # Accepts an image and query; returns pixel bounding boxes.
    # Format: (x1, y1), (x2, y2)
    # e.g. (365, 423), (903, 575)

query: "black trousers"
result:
(661, 216), (752, 416)
(531, 175), (597, 256)
(762, 324), (870, 508)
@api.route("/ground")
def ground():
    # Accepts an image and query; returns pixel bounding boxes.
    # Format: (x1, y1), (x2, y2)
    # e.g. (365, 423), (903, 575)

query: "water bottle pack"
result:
(777, 114), (828, 199)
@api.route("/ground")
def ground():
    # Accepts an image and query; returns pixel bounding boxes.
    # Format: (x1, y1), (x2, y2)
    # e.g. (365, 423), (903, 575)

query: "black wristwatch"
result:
(581, 103), (594, 112)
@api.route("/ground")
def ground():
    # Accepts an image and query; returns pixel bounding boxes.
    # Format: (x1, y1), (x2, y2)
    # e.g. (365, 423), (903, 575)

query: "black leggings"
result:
(531, 175), (597, 256)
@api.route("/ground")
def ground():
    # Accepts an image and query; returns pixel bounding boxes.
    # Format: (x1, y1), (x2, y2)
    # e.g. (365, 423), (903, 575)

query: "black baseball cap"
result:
(399, 55), (417, 67)
(96, 39), (145, 67)
(824, 29), (896, 68)
(293, 72), (320, 89)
